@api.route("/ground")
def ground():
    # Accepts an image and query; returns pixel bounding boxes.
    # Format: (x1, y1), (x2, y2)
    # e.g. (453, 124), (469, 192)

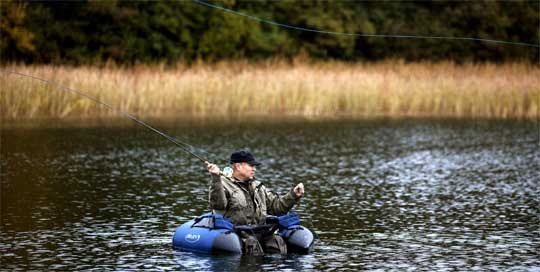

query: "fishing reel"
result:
(222, 166), (233, 178)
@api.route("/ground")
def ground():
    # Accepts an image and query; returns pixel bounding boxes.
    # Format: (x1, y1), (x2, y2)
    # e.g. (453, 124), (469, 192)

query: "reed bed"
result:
(1, 61), (539, 120)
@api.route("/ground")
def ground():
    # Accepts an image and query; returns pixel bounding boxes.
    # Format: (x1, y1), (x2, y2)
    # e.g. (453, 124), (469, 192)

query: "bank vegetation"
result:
(1, 60), (539, 120)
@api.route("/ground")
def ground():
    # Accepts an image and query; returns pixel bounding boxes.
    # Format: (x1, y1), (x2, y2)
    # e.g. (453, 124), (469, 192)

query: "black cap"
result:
(230, 150), (261, 166)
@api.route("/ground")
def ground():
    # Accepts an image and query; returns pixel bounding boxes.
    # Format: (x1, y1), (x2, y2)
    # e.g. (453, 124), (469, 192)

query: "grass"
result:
(1, 60), (539, 120)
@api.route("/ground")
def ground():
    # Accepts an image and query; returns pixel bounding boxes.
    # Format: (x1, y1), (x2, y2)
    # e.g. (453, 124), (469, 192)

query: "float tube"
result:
(172, 212), (314, 254)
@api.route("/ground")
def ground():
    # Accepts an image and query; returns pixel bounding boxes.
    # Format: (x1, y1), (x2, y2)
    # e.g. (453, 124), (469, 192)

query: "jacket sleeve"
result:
(265, 186), (301, 216)
(208, 175), (228, 210)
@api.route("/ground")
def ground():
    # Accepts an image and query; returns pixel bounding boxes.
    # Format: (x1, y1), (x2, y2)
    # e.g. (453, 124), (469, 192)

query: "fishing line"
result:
(192, 0), (540, 48)
(0, 69), (211, 164)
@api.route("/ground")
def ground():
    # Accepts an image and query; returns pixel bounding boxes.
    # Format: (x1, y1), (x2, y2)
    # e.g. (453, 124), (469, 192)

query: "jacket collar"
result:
(226, 176), (261, 191)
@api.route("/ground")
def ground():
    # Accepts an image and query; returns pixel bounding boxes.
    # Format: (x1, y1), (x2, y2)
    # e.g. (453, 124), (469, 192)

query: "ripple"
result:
(1, 119), (539, 270)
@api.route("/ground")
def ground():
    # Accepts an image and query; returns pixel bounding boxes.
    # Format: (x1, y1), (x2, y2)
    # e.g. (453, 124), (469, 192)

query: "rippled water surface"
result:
(1, 119), (539, 271)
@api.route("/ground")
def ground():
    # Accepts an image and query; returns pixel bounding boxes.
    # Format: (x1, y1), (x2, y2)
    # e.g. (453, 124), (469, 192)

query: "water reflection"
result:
(172, 250), (319, 271)
(1, 119), (539, 270)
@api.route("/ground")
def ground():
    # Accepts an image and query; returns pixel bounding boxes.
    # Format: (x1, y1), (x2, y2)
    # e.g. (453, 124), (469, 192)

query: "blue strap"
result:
(277, 213), (301, 229)
(213, 215), (234, 230)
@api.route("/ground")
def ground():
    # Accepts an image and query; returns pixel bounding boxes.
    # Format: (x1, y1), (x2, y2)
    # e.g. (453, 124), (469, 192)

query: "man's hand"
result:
(293, 183), (304, 197)
(207, 163), (221, 176)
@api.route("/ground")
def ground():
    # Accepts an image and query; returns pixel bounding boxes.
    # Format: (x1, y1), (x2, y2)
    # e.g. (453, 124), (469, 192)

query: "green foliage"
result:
(0, 1), (36, 61)
(1, 0), (538, 64)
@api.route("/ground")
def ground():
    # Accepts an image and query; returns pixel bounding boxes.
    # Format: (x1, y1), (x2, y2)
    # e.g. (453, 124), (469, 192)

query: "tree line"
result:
(1, 0), (538, 65)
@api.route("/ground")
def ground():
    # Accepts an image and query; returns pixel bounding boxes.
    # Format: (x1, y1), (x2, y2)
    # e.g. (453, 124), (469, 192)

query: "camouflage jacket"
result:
(208, 174), (300, 225)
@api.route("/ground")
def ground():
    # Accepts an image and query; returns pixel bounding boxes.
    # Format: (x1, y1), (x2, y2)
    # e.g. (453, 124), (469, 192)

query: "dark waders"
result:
(236, 223), (287, 256)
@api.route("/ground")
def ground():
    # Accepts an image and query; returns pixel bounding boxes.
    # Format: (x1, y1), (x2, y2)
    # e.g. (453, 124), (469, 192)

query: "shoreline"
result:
(2, 115), (539, 130)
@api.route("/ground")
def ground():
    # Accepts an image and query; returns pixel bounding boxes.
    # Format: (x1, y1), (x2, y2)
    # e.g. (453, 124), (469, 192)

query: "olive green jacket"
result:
(209, 174), (300, 225)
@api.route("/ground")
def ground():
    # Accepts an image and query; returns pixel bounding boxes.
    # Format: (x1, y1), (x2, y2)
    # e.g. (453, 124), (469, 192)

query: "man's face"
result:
(233, 163), (257, 181)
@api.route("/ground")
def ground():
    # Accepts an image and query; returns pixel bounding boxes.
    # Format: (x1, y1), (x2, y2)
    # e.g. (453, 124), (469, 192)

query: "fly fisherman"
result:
(206, 150), (304, 255)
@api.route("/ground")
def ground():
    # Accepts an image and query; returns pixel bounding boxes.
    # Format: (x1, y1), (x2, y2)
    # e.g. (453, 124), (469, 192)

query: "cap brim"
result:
(248, 161), (261, 166)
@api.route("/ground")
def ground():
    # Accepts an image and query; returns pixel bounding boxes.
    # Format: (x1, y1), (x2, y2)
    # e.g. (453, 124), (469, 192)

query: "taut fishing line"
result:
(194, 0), (540, 146)
(193, 0), (540, 143)
(192, 0), (540, 48)
(0, 70), (213, 165)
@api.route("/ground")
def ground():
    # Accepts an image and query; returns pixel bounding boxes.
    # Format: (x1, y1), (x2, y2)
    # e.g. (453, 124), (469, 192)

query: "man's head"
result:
(230, 150), (260, 181)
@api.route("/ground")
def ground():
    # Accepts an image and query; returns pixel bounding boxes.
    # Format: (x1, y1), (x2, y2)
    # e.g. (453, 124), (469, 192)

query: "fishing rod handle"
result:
(205, 161), (224, 176)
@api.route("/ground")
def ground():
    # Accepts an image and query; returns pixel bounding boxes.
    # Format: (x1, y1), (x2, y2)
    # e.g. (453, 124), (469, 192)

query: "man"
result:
(206, 150), (304, 255)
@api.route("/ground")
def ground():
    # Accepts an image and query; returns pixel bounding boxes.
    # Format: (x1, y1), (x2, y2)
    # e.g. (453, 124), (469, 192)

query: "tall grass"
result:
(1, 60), (539, 120)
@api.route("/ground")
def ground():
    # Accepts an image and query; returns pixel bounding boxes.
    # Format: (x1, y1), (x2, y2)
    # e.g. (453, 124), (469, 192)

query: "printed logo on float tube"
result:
(185, 233), (201, 243)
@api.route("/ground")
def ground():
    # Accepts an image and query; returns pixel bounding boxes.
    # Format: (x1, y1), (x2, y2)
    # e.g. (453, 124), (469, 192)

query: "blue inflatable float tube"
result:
(172, 213), (242, 254)
(172, 213), (314, 254)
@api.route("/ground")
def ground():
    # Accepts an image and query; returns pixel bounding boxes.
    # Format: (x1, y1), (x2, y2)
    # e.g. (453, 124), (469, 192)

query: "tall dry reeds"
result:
(1, 61), (539, 120)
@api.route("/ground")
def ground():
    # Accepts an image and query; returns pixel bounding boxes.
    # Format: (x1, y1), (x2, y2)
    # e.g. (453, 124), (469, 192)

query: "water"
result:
(1, 118), (539, 271)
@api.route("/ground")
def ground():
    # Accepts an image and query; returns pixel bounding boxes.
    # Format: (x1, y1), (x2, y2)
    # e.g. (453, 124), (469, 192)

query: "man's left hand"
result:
(293, 183), (304, 197)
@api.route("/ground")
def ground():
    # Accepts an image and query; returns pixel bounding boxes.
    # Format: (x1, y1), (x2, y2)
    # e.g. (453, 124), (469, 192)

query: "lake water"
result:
(1, 118), (539, 271)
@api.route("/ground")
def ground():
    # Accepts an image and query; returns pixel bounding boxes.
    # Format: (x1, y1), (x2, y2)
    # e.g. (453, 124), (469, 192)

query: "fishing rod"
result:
(0, 69), (216, 167)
